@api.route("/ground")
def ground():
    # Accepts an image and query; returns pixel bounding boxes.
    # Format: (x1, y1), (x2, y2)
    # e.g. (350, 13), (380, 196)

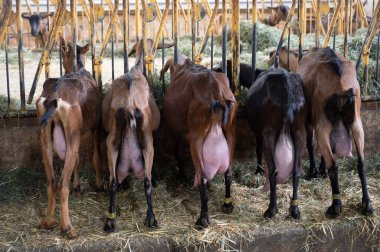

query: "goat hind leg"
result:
(352, 119), (373, 216)
(93, 130), (104, 191)
(221, 169), (234, 214)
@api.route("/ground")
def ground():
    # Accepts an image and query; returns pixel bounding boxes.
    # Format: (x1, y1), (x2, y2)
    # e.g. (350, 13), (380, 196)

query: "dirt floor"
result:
(0, 156), (379, 251)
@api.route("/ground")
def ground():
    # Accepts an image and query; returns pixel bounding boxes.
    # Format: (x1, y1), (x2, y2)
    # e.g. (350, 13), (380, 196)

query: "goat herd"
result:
(34, 37), (374, 239)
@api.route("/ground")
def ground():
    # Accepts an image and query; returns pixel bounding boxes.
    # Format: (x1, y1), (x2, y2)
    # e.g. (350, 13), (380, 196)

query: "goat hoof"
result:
(289, 205), (301, 219)
(61, 225), (77, 239)
(264, 207), (278, 219)
(195, 216), (210, 230)
(144, 216), (158, 228)
(104, 218), (116, 233)
(325, 202), (342, 219)
(221, 202), (234, 214)
(73, 185), (81, 197)
(362, 201), (374, 216)
(39, 218), (56, 230)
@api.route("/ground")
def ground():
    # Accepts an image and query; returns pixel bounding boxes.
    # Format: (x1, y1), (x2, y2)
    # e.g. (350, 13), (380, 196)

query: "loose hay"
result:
(0, 156), (379, 251)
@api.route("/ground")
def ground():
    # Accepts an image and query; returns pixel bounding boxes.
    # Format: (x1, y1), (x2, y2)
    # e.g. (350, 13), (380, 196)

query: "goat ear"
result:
(128, 42), (137, 56)
(157, 42), (175, 49)
(21, 13), (30, 19)
(79, 43), (90, 54)
(41, 12), (54, 19)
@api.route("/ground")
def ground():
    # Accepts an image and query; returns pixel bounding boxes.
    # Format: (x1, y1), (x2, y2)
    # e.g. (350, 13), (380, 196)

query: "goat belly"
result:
(117, 131), (144, 182)
(263, 134), (294, 192)
(202, 125), (230, 181)
(330, 121), (352, 158)
(53, 124), (66, 160)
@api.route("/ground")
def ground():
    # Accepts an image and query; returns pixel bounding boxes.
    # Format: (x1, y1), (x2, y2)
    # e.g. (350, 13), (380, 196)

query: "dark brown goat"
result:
(297, 47), (374, 218)
(261, 5), (289, 26)
(246, 67), (306, 219)
(36, 38), (103, 238)
(102, 39), (172, 232)
(163, 57), (237, 229)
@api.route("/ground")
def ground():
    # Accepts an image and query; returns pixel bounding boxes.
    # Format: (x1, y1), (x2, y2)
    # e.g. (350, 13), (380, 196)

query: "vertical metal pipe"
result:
(136, 0), (140, 41)
(112, 30), (115, 80)
(333, 30), (336, 50)
(141, 0), (147, 80)
(231, 0), (240, 95)
(5, 31), (10, 107)
(123, 0), (129, 73)
(101, 0), (104, 41)
(316, 0), (320, 47)
(298, 0), (303, 61)
(247, 0), (249, 19)
(210, 33), (214, 69)
(349, 0), (353, 34)
(17, 0), (25, 110)
(47, 0), (50, 31)
(376, 32), (380, 84)
(174, 0), (178, 64)
(287, 26), (290, 70)
(222, 0), (227, 73)
(89, 0), (95, 78)
(162, 37), (165, 98)
(71, 0), (78, 71)
(343, 0), (349, 57)
(252, 0), (257, 79)
(191, 0), (196, 61)
(60, 39), (63, 76)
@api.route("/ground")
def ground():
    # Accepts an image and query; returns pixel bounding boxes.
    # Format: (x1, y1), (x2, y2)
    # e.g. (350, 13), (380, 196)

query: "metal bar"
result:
(222, 0), (227, 73)
(89, 0), (96, 78)
(252, 0), (257, 78)
(349, 0), (353, 34)
(112, 30), (115, 80)
(149, 0), (170, 56)
(162, 37), (165, 98)
(136, 0), (139, 41)
(174, 0), (178, 64)
(17, 0), (26, 110)
(311, 0), (326, 35)
(315, 0), (321, 47)
(287, 26), (290, 70)
(123, 0), (129, 73)
(5, 31), (10, 107)
(343, 0), (349, 57)
(298, 0), (303, 61)
(151, 0), (169, 37)
(333, 29), (336, 50)
(211, 33), (214, 69)
(60, 38), (63, 76)
(231, 0), (240, 95)
(246, 0), (249, 19)
(323, 0), (343, 48)
(71, 0), (78, 71)
(191, 0), (196, 61)
(376, 32), (380, 84)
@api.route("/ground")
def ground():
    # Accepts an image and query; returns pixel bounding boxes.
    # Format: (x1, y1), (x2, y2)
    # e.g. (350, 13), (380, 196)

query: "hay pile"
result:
(0, 156), (379, 251)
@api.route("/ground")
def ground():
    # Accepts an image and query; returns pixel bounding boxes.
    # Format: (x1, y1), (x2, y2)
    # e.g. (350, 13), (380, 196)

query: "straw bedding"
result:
(0, 155), (379, 251)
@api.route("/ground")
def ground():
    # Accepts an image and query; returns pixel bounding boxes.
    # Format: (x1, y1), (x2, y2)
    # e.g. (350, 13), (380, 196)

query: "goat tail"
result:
(212, 99), (233, 126)
(40, 99), (58, 127)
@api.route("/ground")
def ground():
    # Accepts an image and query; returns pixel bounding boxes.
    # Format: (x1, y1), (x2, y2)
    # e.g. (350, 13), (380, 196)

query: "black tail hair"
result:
(212, 100), (233, 126)
(324, 88), (355, 125)
(40, 99), (58, 127)
(320, 47), (343, 77)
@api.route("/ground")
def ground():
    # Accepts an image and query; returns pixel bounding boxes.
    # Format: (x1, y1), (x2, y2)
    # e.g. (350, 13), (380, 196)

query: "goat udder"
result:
(117, 131), (144, 183)
(263, 134), (294, 192)
(330, 121), (352, 158)
(202, 124), (230, 181)
(53, 124), (66, 160)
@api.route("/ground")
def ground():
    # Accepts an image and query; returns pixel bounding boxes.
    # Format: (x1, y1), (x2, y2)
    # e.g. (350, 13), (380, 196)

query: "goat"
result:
(267, 47), (309, 72)
(36, 37), (103, 238)
(22, 13), (53, 48)
(102, 39), (172, 232)
(246, 67), (306, 219)
(261, 5), (289, 26)
(297, 47), (374, 218)
(163, 57), (237, 229)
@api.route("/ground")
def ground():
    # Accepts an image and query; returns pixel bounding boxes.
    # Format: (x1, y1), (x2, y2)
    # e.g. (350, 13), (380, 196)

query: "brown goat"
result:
(163, 57), (237, 229)
(36, 38), (103, 238)
(268, 47), (308, 72)
(102, 39), (172, 232)
(22, 13), (53, 48)
(297, 47), (374, 218)
(261, 5), (289, 26)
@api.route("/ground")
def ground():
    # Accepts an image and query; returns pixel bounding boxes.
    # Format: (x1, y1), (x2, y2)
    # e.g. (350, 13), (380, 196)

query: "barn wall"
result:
(0, 102), (379, 172)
